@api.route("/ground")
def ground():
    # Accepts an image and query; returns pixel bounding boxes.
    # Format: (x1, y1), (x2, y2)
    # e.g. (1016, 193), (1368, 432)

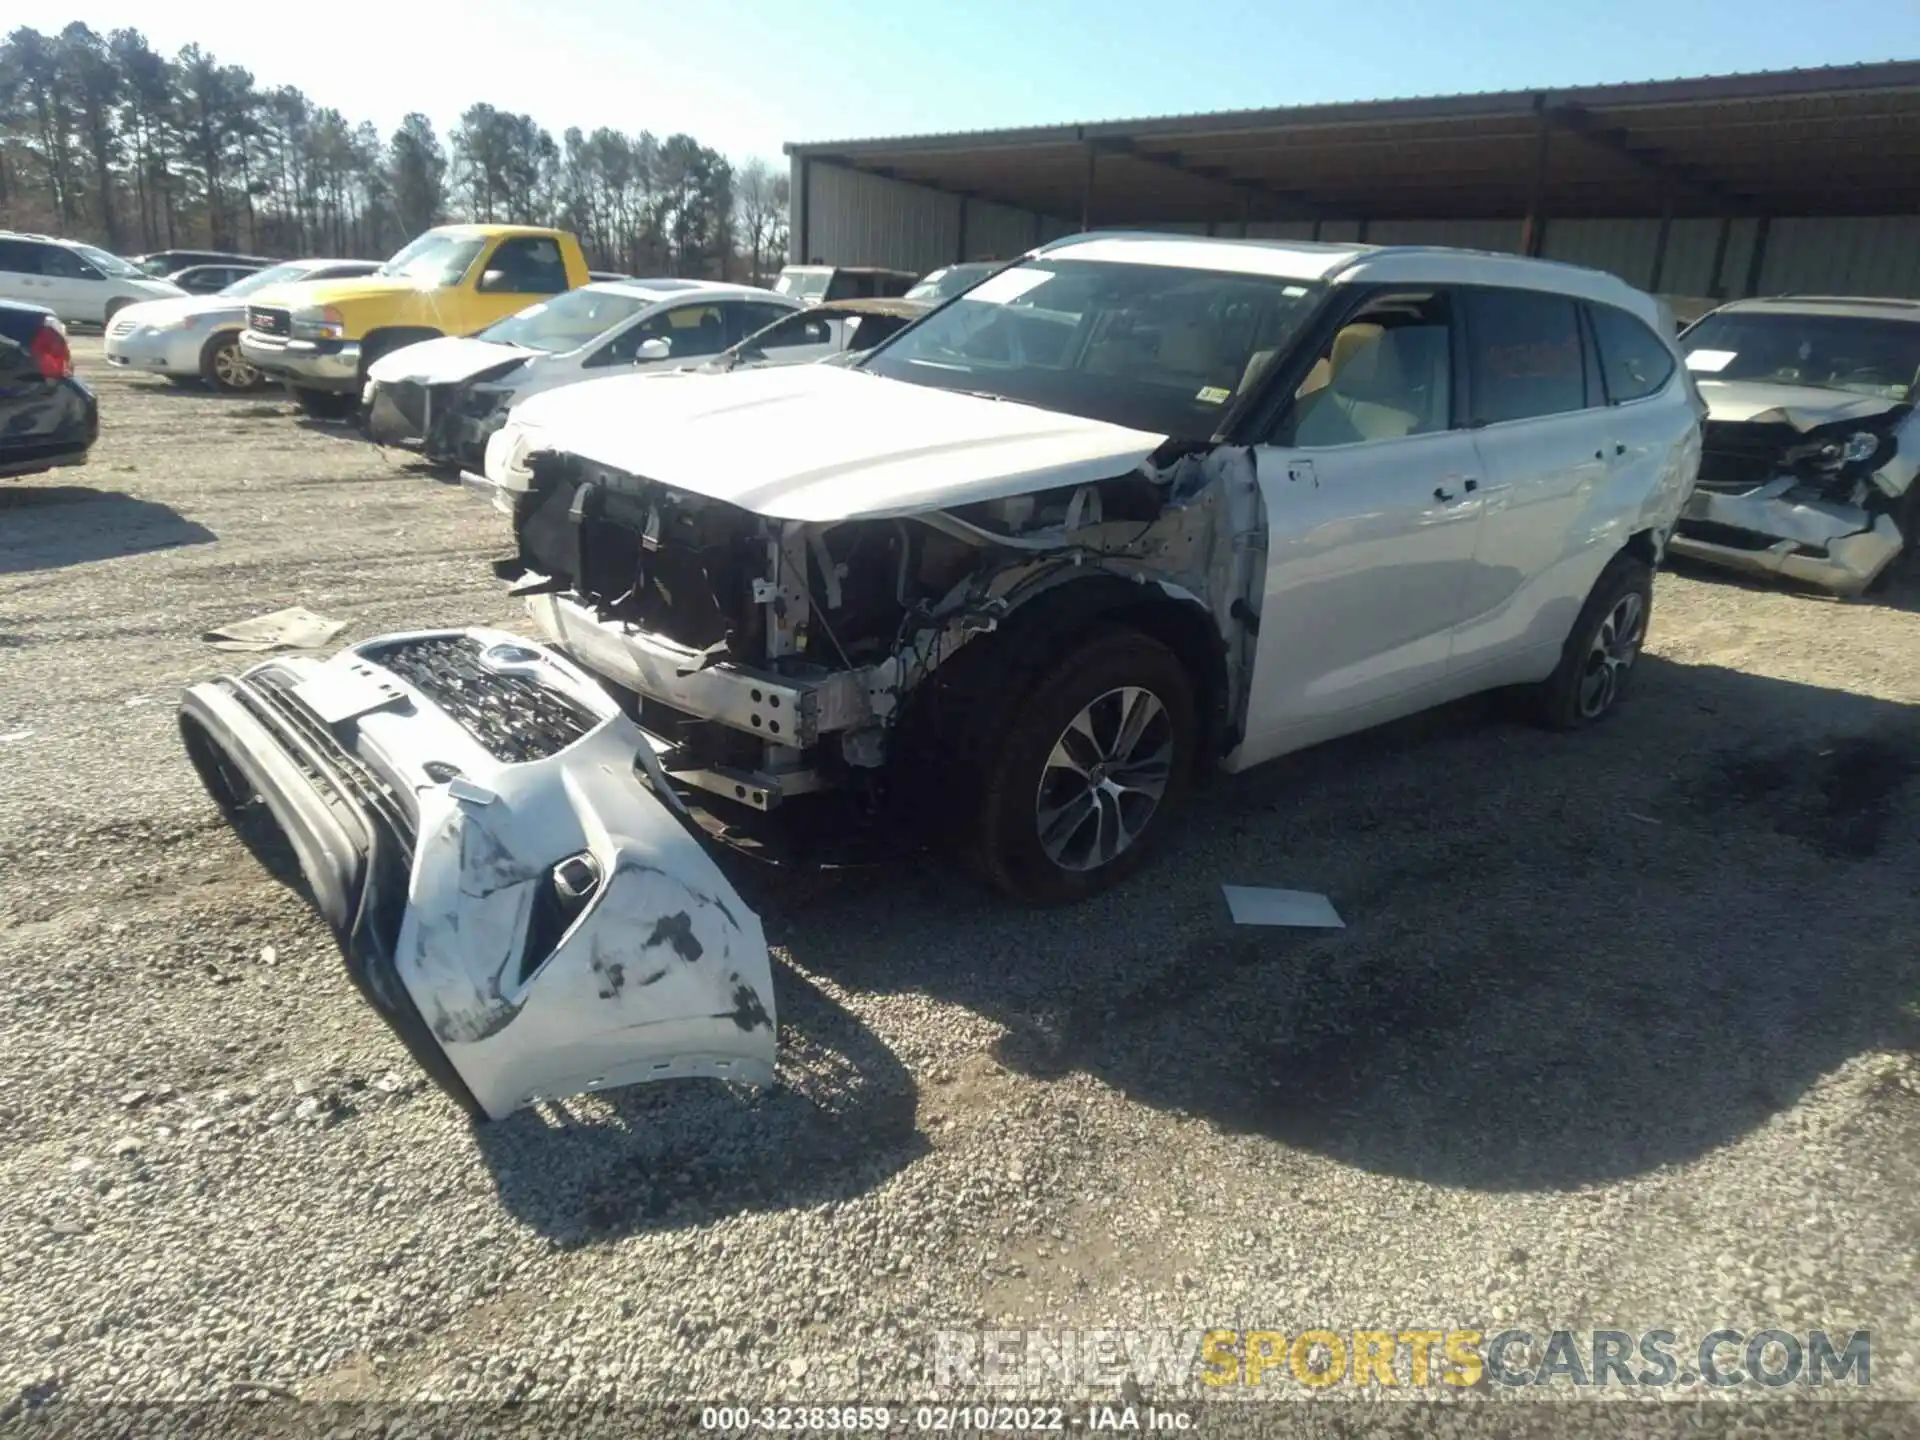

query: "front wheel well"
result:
(1624, 527), (1661, 568)
(901, 575), (1232, 778)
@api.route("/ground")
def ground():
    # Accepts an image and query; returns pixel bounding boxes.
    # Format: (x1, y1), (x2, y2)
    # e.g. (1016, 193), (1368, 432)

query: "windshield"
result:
(860, 258), (1328, 439)
(222, 264), (311, 298)
(1682, 311), (1920, 401)
(477, 288), (652, 353)
(379, 231), (487, 287)
(75, 244), (144, 279)
(905, 264), (995, 303)
(774, 270), (831, 301)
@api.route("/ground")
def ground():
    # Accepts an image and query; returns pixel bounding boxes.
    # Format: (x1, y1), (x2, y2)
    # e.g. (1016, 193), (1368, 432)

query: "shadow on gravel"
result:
(771, 654), (1920, 1193)
(0, 484), (215, 575)
(472, 964), (926, 1244)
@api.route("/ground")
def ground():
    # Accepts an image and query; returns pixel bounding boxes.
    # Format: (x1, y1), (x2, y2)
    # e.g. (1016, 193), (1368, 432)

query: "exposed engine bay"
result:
(498, 443), (1262, 824)
(1670, 390), (1916, 593)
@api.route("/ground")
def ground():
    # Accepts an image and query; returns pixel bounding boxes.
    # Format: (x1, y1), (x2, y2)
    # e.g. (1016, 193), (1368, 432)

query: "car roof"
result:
(1707, 295), (1920, 324)
(1035, 231), (1667, 329)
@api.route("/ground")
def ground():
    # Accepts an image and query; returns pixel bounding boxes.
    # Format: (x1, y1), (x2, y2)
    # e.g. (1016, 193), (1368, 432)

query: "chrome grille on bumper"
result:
(248, 306), (291, 337)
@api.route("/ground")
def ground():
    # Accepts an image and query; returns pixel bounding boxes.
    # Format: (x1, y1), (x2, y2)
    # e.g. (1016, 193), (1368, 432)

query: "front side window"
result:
(1281, 291), (1454, 447)
(1680, 311), (1920, 401)
(1465, 288), (1587, 425)
(478, 288), (649, 353)
(379, 231), (487, 287)
(861, 257), (1327, 441)
(597, 303), (731, 364)
(73, 243), (140, 278)
(1587, 303), (1675, 403)
(41, 246), (103, 281)
(482, 237), (568, 295)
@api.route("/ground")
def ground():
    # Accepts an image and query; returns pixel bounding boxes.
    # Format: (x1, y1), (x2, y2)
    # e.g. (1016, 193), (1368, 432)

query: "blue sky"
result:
(32, 0), (1918, 167)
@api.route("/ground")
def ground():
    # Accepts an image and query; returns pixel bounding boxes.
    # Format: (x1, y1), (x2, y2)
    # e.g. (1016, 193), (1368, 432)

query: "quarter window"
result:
(1465, 288), (1586, 424)
(1587, 303), (1676, 403)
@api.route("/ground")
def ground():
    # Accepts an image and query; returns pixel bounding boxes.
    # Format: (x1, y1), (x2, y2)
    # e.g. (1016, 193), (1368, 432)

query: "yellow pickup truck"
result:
(239, 224), (592, 418)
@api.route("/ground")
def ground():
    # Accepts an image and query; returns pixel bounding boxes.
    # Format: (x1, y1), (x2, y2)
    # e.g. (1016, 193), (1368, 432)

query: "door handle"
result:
(1615, 442), (1627, 456)
(1433, 476), (1480, 504)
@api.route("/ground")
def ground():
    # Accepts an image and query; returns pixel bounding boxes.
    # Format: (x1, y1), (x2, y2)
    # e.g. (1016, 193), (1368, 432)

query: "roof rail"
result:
(1764, 293), (1920, 308)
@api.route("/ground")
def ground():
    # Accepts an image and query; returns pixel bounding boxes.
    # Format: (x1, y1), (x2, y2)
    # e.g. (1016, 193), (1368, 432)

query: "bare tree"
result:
(734, 156), (789, 284)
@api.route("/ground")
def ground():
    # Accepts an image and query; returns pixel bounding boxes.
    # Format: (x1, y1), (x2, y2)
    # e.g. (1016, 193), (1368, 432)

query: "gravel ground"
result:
(2, 342), (1917, 1421)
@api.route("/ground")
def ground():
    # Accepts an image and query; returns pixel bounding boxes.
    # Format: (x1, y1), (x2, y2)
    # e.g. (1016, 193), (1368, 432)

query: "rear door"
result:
(0, 240), (49, 309)
(1449, 286), (1609, 682)
(1239, 287), (1485, 763)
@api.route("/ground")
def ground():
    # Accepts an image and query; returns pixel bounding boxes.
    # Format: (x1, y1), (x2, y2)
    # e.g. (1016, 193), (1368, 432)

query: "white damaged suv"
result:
(179, 234), (1700, 1119)
(485, 233), (1701, 903)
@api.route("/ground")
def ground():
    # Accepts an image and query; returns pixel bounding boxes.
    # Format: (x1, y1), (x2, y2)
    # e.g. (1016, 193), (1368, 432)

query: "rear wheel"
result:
(290, 386), (358, 421)
(1528, 551), (1652, 730)
(200, 332), (262, 392)
(959, 626), (1197, 904)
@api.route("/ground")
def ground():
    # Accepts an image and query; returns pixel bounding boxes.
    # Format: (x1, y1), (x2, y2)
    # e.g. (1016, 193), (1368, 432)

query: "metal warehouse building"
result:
(785, 61), (1920, 304)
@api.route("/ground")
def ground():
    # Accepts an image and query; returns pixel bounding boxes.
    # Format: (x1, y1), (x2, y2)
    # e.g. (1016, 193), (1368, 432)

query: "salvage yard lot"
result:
(2, 339), (1918, 1406)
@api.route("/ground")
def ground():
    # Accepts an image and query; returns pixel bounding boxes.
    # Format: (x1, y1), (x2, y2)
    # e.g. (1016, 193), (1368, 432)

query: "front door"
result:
(1236, 289), (1484, 766)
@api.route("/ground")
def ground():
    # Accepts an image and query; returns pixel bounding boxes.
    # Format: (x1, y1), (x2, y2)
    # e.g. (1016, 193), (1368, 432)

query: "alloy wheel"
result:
(1033, 685), (1174, 872)
(1577, 591), (1646, 719)
(213, 342), (260, 391)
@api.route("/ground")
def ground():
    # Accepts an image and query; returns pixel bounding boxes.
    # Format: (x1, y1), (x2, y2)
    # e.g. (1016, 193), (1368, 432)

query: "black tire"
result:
(1528, 551), (1653, 730)
(958, 625), (1197, 905)
(290, 386), (358, 421)
(199, 331), (263, 392)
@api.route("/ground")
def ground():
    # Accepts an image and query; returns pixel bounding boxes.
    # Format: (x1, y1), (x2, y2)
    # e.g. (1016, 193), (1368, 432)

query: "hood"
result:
(246, 273), (425, 312)
(368, 334), (534, 385)
(126, 277), (187, 300)
(1698, 378), (1907, 430)
(505, 363), (1167, 522)
(113, 294), (246, 328)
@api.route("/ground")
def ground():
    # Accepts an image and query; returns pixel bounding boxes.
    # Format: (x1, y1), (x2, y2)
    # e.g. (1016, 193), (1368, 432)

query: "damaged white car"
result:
(1671, 296), (1920, 593)
(179, 233), (1699, 1120)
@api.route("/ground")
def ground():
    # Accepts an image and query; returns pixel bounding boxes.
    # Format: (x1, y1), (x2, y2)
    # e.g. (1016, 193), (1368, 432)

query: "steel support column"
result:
(1743, 215), (1772, 298)
(1648, 197), (1674, 293)
(1519, 93), (1552, 257)
(1706, 214), (1734, 298)
(1080, 142), (1096, 231)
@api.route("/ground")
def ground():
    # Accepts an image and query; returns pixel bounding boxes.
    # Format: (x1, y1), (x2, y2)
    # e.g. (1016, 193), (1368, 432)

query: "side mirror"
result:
(478, 268), (509, 293)
(635, 337), (671, 362)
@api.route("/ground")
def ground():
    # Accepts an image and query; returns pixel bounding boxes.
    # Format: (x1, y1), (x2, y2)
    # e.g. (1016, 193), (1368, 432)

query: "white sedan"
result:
(103, 258), (381, 391)
(361, 280), (807, 469)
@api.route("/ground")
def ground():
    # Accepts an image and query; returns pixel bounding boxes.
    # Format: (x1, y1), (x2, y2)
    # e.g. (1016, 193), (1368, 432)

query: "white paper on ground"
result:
(1222, 885), (1345, 929)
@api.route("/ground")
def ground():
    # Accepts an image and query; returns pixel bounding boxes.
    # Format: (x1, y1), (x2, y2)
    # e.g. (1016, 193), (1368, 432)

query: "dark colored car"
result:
(0, 299), (99, 479)
(168, 262), (267, 294)
(132, 249), (274, 277)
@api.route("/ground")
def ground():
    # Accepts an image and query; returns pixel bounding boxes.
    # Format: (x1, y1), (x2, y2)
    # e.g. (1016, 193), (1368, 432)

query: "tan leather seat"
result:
(1295, 322), (1383, 399)
(1292, 325), (1428, 447)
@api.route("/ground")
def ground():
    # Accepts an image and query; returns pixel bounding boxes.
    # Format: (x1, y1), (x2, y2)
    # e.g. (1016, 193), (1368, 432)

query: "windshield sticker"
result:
(1195, 385), (1232, 405)
(1685, 349), (1736, 373)
(965, 268), (1052, 305)
(1283, 285), (1309, 297)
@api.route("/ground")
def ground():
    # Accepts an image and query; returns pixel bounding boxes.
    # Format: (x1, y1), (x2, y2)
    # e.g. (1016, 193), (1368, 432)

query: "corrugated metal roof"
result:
(786, 60), (1920, 155)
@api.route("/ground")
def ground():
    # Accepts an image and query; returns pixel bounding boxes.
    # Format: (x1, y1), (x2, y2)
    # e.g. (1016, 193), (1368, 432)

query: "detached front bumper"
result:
(364, 378), (510, 470)
(240, 331), (361, 391)
(1670, 475), (1906, 594)
(178, 628), (775, 1120)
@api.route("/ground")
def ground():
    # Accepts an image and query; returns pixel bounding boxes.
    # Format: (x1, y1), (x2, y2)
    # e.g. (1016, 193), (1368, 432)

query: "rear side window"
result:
(1465, 288), (1586, 425)
(0, 239), (41, 274)
(1587, 303), (1675, 403)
